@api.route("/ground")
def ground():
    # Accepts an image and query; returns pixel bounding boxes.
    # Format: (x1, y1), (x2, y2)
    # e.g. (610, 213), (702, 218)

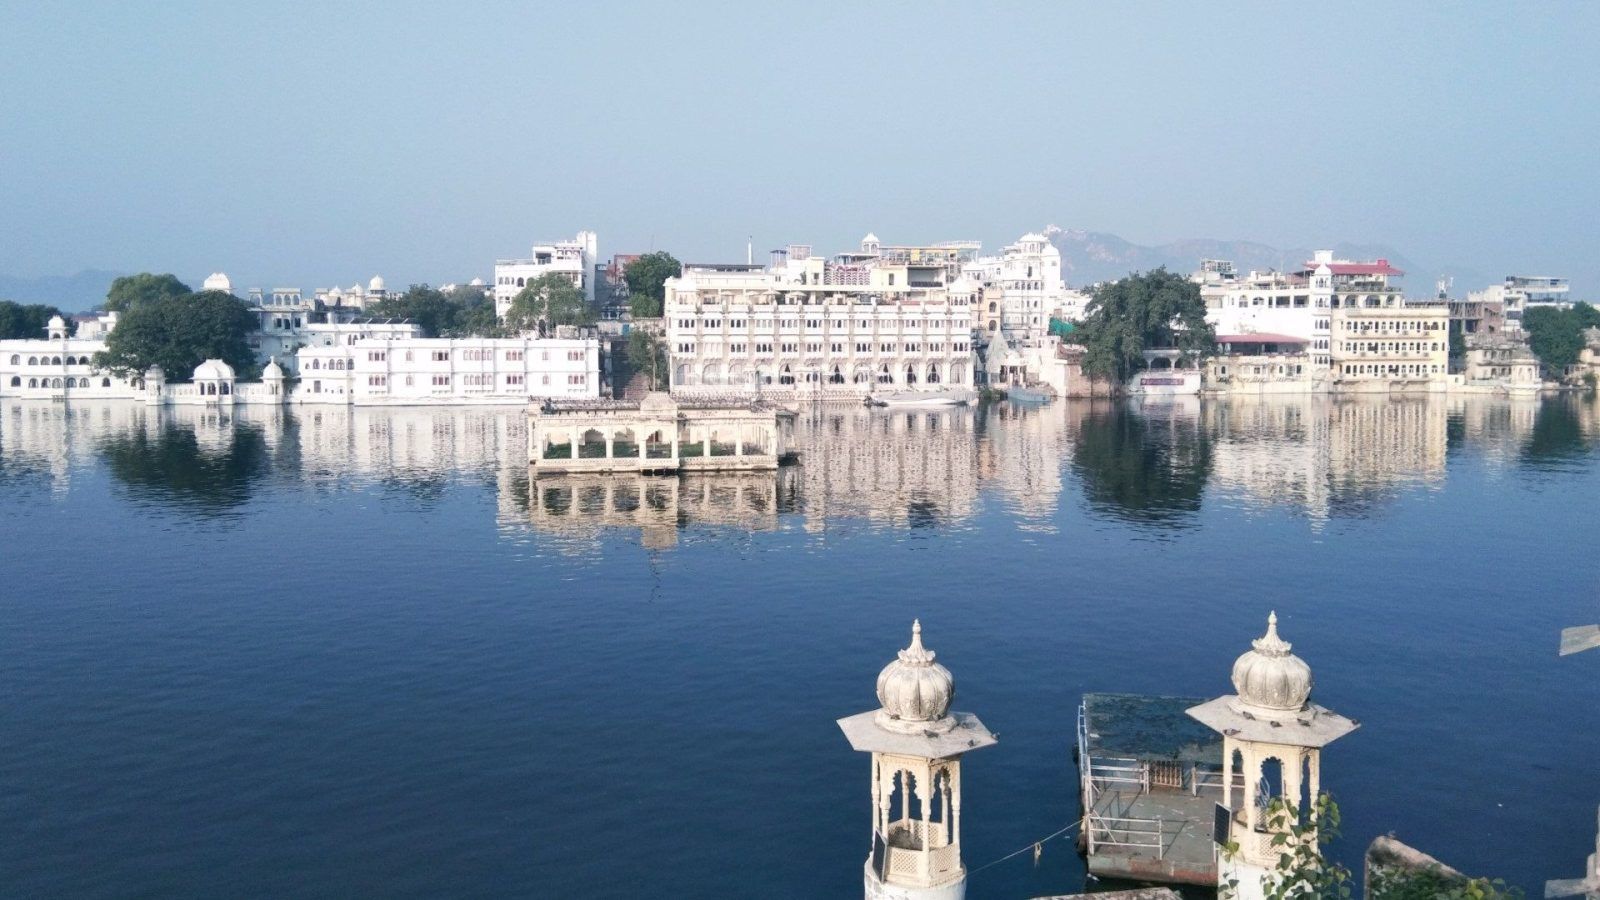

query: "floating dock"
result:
(1076, 693), (1227, 885)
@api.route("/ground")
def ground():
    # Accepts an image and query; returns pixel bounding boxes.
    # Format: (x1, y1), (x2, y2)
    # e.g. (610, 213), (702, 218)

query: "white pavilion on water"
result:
(838, 621), (996, 900)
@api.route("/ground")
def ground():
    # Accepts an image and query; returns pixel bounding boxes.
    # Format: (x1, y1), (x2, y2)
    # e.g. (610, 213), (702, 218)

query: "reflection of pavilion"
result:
(1204, 396), (1448, 521)
(504, 473), (786, 549)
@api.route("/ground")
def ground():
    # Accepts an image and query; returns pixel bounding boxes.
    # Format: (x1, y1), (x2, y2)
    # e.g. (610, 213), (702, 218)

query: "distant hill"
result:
(0, 269), (121, 311)
(1045, 227), (1498, 297)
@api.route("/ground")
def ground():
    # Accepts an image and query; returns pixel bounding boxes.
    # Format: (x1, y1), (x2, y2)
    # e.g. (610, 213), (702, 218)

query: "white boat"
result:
(868, 389), (975, 408)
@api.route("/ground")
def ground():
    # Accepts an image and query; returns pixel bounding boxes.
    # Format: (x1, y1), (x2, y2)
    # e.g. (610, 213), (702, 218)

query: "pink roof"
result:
(1306, 259), (1404, 276)
(1216, 333), (1309, 344)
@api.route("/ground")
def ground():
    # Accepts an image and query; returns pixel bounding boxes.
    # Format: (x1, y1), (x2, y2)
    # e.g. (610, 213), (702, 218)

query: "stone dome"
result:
(202, 272), (232, 293)
(368, 275), (386, 292)
(874, 620), (956, 734)
(1230, 612), (1313, 713)
(192, 358), (236, 382)
(261, 357), (285, 379)
(469, 277), (485, 287)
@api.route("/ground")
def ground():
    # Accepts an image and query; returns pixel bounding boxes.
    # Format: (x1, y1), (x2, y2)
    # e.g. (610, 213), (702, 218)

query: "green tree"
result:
(95, 290), (259, 380)
(0, 300), (75, 339)
(441, 284), (503, 337)
(363, 285), (459, 338)
(1074, 267), (1214, 385)
(1524, 302), (1600, 376)
(625, 328), (669, 390)
(622, 251), (681, 319)
(1220, 794), (1350, 900)
(104, 273), (190, 313)
(504, 273), (596, 334)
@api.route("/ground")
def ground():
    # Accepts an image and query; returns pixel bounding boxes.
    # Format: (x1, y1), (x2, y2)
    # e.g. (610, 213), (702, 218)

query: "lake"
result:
(1, 395), (1597, 898)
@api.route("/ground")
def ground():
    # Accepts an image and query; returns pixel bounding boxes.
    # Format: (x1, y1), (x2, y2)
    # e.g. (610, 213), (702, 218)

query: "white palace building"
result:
(664, 236), (980, 400)
(1, 315), (601, 407)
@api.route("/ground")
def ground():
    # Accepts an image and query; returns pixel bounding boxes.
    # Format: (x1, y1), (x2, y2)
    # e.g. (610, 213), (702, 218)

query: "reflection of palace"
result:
(789, 406), (981, 530)
(1205, 396), (1449, 521)
(293, 405), (528, 478)
(975, 402), (1065, 524)
(6, 395), (1592, 538)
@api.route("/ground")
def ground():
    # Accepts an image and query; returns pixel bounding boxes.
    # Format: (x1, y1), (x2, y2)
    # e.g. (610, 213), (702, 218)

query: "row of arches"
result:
(306, 358), (350, 370)
(9, 354), (91, 366)
(674, 362), (966, 388)
(8, 376), (109, 389)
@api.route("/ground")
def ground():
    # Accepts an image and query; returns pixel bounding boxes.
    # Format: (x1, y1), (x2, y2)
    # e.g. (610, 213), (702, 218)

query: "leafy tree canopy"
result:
(1524, 302), (1600, 375)
(0, 300), (75, 340)
(104, 273), (190, 313)
(623, 251), (681, 319)
(1074, 267), (1214, 384)
(364, 283), (504, 338)
(505, 273), (596, 335)
(624, 328), (669, 391)
(95, 290), (259, 381)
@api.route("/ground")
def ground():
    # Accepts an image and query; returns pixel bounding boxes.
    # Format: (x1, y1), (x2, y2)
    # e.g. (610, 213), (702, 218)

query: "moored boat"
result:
(1006, 383), (1053, 403)
(868, 389), (975, 408)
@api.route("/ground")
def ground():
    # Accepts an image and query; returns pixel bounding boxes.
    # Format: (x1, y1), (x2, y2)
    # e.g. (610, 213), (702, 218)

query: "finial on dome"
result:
(900, 619), (935, 664)
(1253, 611), (1292, 657)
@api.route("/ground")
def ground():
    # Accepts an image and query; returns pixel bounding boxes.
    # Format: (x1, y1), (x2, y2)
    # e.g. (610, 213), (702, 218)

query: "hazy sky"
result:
(3, 2), (1597, 294)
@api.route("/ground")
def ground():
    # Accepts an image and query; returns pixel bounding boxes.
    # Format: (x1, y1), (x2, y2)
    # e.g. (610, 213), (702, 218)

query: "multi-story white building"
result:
(0, 314), (136, 400)
(663, 239), (976, 399)
(1468, 275), (1571, 330)
(1199, 250), (1448, 391)
(294, 334), (601, 405)
(247, 283), (424, 375)
(493, 231), (599, 318)
(963, 231), (1064, 346)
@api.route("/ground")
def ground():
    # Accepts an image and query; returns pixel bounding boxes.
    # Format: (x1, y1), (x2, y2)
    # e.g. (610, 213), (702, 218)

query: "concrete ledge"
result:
(1365, 834), (1468, 900)
(1033, 889), (1182, 900)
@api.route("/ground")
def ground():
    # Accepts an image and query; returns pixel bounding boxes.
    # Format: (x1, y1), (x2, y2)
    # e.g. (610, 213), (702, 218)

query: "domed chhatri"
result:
(874, 620), (957, 734)
(1231, 611), (1313, 713)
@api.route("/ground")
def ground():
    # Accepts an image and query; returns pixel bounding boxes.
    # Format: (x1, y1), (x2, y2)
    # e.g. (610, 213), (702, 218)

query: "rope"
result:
(967, 820), (1080, 877)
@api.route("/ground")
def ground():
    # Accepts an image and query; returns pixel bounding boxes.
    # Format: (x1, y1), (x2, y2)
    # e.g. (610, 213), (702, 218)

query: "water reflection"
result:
(1, 395), (1595, 534)
(1070, 399), (1213, 527)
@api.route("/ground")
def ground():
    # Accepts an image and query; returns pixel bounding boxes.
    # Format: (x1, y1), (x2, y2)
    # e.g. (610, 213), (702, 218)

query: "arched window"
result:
(988, 301), (996, 313)
(829, 365), (844, 384)
(312, 359), (321, 369)
(905, 365), (917, 384)
(221, 383), (231, 395)
(516, 277), (525, 287)
(988, 321), (997, 332)
(28, 378), (37, 388)
(926, 364), (940, 384)
(779, 364), (794, 385)
(51, 378), (62, 388)
(8, 376), (18, 387)
(52, 356), (62, 365)
(28, 356), (37, 365)
(101, 377), (111, 388)
(878, 365), (893, 384)
(8, 354), (18, 364)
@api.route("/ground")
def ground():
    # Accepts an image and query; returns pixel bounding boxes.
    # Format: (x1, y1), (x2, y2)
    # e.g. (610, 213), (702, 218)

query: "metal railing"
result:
(1085, 812), (1166, 859)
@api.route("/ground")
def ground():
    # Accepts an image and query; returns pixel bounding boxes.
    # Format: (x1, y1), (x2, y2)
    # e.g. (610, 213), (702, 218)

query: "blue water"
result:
(1, 396), (1597, 898)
